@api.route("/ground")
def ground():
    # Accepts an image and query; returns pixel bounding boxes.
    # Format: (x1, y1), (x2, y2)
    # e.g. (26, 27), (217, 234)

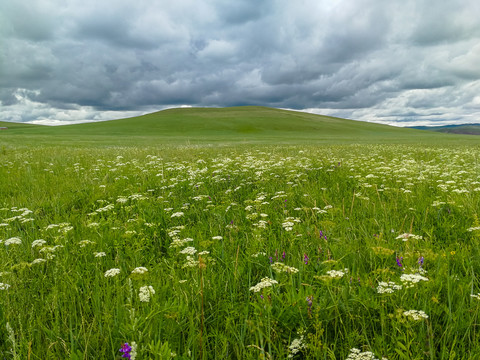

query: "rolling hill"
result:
(0, 106), (478, 146)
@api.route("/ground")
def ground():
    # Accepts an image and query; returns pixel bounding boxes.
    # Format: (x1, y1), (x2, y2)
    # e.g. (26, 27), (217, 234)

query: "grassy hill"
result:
(1, 106), (478, 147)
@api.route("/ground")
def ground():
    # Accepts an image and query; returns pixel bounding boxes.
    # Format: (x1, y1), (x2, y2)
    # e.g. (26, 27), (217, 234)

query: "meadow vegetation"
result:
(1, 108), (480, 359)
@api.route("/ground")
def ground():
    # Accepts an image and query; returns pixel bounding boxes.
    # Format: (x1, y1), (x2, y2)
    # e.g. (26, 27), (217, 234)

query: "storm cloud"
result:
(1, 0), (480, 126)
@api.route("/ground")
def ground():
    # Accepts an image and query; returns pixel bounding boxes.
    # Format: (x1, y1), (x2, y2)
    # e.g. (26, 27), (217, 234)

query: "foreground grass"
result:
(1, 143), (480, 359)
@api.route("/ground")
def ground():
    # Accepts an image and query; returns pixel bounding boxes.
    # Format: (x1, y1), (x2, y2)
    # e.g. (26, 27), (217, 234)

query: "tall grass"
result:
(1, 143), (480, 359)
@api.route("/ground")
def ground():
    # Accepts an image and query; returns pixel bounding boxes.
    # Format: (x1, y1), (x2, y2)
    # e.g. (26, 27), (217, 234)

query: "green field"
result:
(1, 107), (480, 359)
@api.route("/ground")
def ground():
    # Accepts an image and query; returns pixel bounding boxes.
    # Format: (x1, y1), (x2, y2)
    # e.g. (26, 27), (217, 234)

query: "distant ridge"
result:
(410, 124), (480, 135)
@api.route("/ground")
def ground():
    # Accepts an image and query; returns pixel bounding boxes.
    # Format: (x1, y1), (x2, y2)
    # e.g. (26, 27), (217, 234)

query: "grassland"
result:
(1, 107), (480, 359)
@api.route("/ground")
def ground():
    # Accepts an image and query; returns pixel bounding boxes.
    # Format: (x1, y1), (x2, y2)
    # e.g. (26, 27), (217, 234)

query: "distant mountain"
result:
(410, 124), (480, 135)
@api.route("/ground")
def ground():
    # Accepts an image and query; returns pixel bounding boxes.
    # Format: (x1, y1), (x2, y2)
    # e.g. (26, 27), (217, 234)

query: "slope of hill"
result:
(411, 124), (480, 135)
(1, 106), (477, 146)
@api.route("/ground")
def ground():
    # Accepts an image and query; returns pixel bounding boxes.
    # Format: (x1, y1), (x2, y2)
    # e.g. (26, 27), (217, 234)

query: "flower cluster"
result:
(400, 273), (428, 288)
(395, 233), (423, 241)
(271, 262), (299, 274)
(403, 309), (428, 321)
(326, 269), (347, 279)
(104, 268), (121, 277)
(179, 247), (197, 255)
(249, 277), (278, 292)
(4, 237), (22, 246)
(131, 267), (148, 275)
(139, 285), (155, 302)
(346, 348), (387, 360)
(377, 281), (402, 294)
(471, 293), (480, 300)
(287, 334), (306, 358)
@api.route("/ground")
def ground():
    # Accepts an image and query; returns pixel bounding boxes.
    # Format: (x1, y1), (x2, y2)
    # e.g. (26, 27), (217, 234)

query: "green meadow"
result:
(1, 107), (480, 359)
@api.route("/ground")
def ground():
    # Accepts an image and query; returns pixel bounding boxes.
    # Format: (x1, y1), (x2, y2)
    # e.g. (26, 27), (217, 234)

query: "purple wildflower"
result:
(396, 256), (403, 268)
(304, 253), (309, 265)
(306, 296), (313, 316)
(119, 343), (132, 359)
(418, 256), (424, 267)
(269, 256), (273, 264)
(282, 251), (286, 261)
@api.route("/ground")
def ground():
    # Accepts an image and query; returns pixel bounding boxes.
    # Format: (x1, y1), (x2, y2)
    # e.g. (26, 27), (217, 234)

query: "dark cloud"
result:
(1, 0), (480, 126)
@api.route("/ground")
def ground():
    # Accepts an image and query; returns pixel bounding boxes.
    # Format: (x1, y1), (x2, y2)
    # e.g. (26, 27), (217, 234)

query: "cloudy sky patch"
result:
(1, 0), (480, 126)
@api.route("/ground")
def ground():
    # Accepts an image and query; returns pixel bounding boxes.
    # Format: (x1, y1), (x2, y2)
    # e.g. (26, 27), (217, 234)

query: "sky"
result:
(1, 0), (480, 127)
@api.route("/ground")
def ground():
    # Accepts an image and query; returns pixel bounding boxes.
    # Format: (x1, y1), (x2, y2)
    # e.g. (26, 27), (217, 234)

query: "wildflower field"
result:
(1, 140), (480, 359)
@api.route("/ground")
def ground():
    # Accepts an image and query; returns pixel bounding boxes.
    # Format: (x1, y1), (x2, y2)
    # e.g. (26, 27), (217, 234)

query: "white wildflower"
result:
(180, 247), (197, 255)
(282, 221), (294, 231)
(326, 269), (346, 278)
(254, 220), (268, 228)
(251, 252), (266, 258)
(0, 283), (11, 290)
(403, 309), (428, 321)
(139, 285), (155, 302)
(271, 262), (299, 274)
(31, 258), (47, 265)
(4, 237), (22, 246)
(346, 347), (384, 360)
(171, 212), (184, 218)
(130, 342), (137, 360)
(249, 277), (278, 292)
(94, 252), (106, 258)
(96, 204), (114, 212)
(182, 256), (199, 268)
(377, 281), (402, 294)
(104, 268), (121, 277)
(78, 240), (95, 247)
(287, 335), (306, 358)
(396, 233), (422, 241)
(400, 273), (428, 288)
(169, 238), (194, 248)
(212, 236), (223, 240)
(131, 267), (148, 275)
(31, 239), (47, 248)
